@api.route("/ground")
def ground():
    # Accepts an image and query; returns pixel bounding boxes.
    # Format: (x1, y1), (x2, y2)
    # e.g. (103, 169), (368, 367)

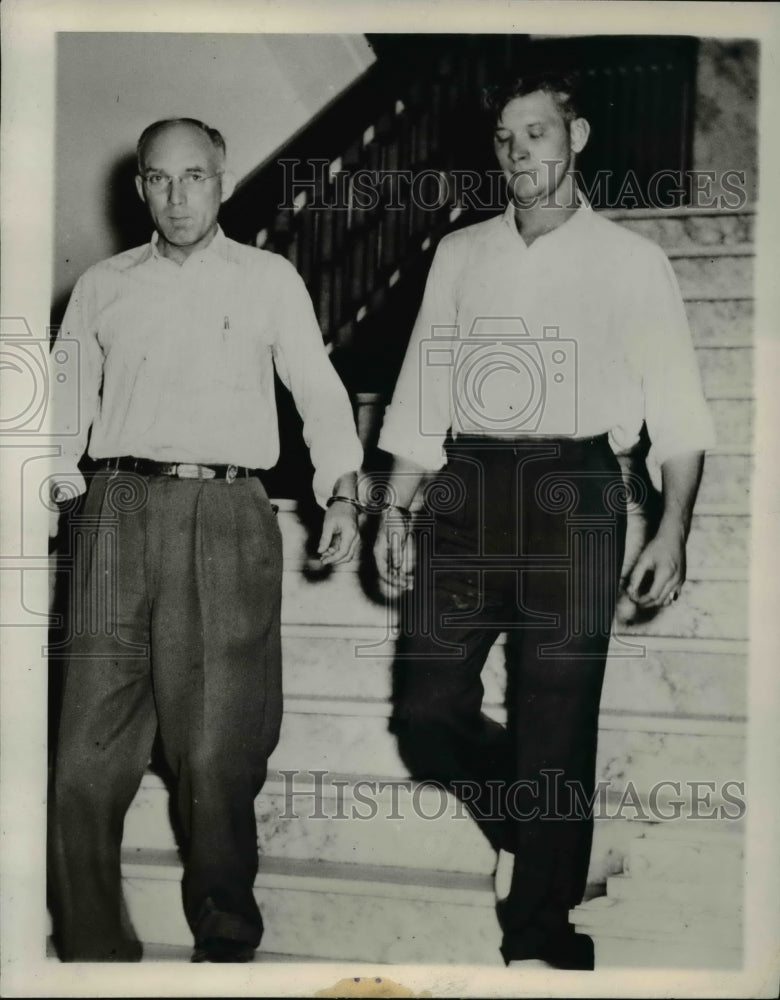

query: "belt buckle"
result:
(175, 463), (215, 480)
(226, 464), (238, 484)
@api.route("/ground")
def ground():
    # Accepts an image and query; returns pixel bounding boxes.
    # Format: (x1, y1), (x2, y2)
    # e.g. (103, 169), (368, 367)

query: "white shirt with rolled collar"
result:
(378, 202), (716, 486)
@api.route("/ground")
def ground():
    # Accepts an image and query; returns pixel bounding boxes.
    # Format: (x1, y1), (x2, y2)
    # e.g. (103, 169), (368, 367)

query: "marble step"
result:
(280, 631), (746, 718)
(625, 511), (750, 577)
(121, 849), (504, 964)
(125, 771), (494, 874)
(260, 706), (745, 791)
(620, 578), (747, 639)
(280, 569), (748, 639)
(570, 895), (740, 948)
(697, 451), (752, 509)
(137, 942), (332, 963)
(685, 298), (752, 347)
(710, 398), (753, 446)
(696, 346), (752, 398)
(625, 830), (744, 883)
(124, 771), (656, 885)
(44, 937), (332, 964)
(583, 933), (742, 970)
(668, 247), (753, 300)
(607, 207), (754, 248)
(606, 873), (739, 910)
(678, 513), (752, 574)
(571, 815), (745, 968)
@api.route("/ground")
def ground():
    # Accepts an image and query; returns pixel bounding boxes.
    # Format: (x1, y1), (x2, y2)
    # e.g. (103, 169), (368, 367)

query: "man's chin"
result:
(161, 229), (198, 248)
(163, 224), (193, 238)
(508, 187), (544, 210)
(506, 175), (543, 206)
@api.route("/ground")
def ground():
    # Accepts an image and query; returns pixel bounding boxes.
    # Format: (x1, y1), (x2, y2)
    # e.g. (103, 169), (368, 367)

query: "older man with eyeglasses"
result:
(48, 118), (363, 963)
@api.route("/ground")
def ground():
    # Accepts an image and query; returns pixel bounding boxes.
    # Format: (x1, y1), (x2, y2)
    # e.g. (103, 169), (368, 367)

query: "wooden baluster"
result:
(395, 104), (412, 264)
(379, 109), (401, 277)
(318, 200), (334, 340)
(329, 176), (348, 343)
(362, 131), (383, 306)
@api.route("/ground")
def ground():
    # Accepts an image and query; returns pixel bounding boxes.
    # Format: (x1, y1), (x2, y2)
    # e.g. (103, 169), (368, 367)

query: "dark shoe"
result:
(497, 901), (595, 971)
(538, 929), (594, 970)
(191, 937), (256, 963)
(500, 928), (594, 970)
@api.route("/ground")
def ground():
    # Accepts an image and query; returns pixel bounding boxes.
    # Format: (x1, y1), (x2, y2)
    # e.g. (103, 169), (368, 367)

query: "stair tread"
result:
(279, 624), (749, 652)
(572, 895), (742, 924)
(602, 206), (756, 219)
(45, 937), (333, 964)
(122, 847), (494, 898)
(640, 819), (745, 841)
(665, 244), (754, 257)
(216, 694), (749, 734)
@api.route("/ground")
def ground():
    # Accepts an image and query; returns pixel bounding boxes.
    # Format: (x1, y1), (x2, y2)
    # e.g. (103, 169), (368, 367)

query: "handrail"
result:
(220, 35), (699, 362)
(220, 37), (508, 350)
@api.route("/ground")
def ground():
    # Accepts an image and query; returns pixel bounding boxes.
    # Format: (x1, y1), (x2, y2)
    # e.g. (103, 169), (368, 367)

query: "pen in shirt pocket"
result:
(222, 315), (230, 341)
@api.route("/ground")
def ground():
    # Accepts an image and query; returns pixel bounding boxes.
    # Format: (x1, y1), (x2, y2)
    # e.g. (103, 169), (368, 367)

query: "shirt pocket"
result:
(212, 312), (267, 391)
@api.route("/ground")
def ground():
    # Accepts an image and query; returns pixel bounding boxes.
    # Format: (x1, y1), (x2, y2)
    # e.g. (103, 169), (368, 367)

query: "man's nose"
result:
(509, 138), (528, 162)
(168, 177), (186, 203)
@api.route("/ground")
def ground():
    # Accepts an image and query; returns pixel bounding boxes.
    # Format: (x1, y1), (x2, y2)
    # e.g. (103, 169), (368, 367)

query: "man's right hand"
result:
(366, 455), (427, 595)
(373, 511), (415, 594)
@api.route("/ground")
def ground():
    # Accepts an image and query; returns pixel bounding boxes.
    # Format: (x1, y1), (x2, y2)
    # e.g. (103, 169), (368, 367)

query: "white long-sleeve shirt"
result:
(379, 203), (715, 480)
(51, 227), (363, 506)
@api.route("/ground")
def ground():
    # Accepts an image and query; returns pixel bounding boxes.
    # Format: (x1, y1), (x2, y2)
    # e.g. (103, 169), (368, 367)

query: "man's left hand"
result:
(625, 530), (686, 608)
(317, 501), (360, 565)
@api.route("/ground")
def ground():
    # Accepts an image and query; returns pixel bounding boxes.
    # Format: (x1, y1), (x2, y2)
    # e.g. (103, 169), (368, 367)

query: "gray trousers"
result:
(49, 471), (283, 960)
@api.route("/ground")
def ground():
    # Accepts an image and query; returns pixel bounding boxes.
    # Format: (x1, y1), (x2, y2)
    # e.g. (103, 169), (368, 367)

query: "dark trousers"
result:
(48, 472), (283, 960)
(392, 436), (626, 959)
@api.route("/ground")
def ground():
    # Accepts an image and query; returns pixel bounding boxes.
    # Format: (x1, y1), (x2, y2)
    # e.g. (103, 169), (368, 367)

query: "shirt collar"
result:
(145, 225), (229, 264)
(501, 188), (592, 238)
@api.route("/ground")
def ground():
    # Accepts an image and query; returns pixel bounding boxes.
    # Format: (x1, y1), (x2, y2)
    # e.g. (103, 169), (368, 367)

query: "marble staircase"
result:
(570, 819), (745, 968)
(563, 205), (752, 967)
(117, 206), (752, 966)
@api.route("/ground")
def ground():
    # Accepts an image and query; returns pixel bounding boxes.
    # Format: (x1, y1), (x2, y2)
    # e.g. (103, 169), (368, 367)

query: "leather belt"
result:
(97, 457), (259, 483)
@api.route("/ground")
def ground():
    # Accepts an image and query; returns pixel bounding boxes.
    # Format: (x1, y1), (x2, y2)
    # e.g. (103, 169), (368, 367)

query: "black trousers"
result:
(392, 436), (626, 959)
(48, 472), (283, 960)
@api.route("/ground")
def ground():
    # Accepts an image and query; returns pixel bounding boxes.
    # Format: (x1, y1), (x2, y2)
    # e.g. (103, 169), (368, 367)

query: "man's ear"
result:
(135, 175), (147, 204)
(569, 117), (590, 155)
(220, 171), (237, 203)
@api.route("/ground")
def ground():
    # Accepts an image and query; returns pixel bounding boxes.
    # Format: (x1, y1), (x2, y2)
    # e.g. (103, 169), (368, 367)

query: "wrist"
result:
(326, 494), (362, 514)
(380, 502), (413, 525)
(655, 515), (688, 545)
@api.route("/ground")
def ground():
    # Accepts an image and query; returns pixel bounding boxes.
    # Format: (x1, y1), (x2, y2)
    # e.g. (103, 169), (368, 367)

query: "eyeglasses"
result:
(141, 170), (223, 192)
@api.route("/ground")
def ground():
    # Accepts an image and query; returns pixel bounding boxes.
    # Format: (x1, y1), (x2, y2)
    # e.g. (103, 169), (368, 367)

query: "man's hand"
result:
(625, 528), (686, 608)
(317, 501), (359, 566)
(625, 450), (704, 610)
(366, 454), (426, 595)
(373, 510), (415, 594)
